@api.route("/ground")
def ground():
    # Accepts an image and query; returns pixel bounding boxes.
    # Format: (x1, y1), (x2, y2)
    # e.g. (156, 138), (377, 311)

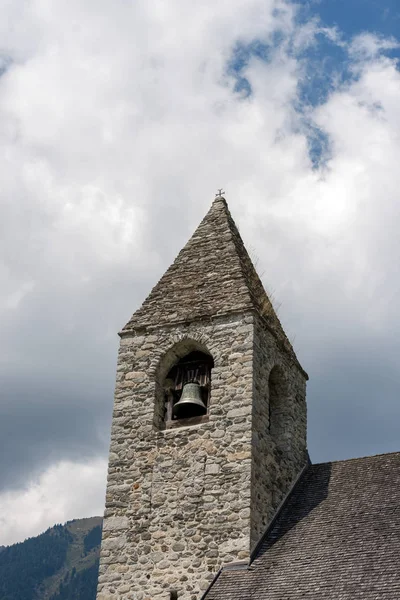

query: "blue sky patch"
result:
(228, 0), (399, 166)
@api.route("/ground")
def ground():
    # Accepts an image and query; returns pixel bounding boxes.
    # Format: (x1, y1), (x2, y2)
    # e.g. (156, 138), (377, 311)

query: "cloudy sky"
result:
(1, 0), (400, 545)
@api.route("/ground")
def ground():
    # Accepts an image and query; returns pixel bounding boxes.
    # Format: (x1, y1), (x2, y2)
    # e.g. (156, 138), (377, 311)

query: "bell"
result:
(173, 383), (207, 419)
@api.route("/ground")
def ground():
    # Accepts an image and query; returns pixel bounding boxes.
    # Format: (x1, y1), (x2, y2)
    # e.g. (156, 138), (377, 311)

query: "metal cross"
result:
(215, 188), (225, 198)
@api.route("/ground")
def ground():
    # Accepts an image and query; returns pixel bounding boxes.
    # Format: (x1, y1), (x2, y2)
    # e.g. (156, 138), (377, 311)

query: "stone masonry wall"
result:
(250, 315), (308, 549)
(97, 313), (256, 600)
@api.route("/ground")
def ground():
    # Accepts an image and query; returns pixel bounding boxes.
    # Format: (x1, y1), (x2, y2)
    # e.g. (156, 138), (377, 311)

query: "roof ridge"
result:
(219, 201), (299, 362)
(208, 197), (264, 310)
(312, 450), (400, 467)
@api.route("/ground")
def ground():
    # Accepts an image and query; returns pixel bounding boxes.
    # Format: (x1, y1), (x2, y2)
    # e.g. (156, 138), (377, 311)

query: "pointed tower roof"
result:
(122, 196), (303, 370)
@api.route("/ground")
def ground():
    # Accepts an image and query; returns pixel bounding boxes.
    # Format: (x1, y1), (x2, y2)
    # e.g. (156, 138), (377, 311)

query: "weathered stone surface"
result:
(96, 197), (308, 600)
(204, 463), (220, 475)
(101, 535), (127, 550)
(102, 516), (129, 531)
(250, 314), (308, 548)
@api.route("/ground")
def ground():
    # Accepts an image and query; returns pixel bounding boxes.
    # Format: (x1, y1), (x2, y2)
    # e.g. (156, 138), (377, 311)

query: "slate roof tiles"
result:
(205, 452), (400, 600)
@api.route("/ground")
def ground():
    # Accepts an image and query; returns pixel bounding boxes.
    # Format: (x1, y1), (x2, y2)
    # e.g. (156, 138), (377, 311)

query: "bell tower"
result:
(96, 196), (308, 600)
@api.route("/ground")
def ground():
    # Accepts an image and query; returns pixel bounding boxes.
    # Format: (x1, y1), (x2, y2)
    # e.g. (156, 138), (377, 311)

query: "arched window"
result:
(268, 366), (289, 451)
(155, 341), (214, 430)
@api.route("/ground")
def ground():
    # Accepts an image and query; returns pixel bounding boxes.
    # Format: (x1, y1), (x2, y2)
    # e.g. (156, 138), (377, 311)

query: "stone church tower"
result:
(96, 196), (308, 600)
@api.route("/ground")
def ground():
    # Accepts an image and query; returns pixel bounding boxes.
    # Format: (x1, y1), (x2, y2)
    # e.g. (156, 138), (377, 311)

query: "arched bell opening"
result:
(164, 350), (214, 425)
(156, 344), (214, 429)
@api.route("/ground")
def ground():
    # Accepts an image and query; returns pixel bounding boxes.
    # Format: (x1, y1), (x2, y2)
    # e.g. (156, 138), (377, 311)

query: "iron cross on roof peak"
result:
(215, 188), (225, 198)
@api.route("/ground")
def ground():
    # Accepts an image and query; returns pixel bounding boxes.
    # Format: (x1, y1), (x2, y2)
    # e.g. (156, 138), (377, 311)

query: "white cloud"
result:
(0, 458), (107, 546)
(349, 32), (400, 61)
(1, 0), (400, 542)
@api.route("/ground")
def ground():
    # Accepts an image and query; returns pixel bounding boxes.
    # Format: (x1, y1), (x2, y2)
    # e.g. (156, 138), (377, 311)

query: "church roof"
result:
(122, 197), (300, 367)
(204, 451), (400, 600)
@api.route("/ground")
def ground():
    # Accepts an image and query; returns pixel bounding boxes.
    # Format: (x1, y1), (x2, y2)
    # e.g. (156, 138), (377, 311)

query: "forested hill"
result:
(0, 517), (103, 600)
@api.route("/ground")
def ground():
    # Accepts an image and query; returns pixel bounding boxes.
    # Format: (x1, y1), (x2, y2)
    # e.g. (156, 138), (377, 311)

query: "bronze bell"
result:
(173, 383), (207, 419)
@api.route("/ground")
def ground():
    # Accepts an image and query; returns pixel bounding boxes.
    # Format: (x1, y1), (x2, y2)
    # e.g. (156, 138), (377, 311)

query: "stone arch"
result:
(268, 365), (290, 452)
(148, 332), (218, 378)
(154, 338), (215, 429)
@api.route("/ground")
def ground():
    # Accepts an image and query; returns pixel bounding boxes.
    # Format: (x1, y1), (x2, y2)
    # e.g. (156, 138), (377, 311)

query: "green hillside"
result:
(0, 517), (102, 600)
